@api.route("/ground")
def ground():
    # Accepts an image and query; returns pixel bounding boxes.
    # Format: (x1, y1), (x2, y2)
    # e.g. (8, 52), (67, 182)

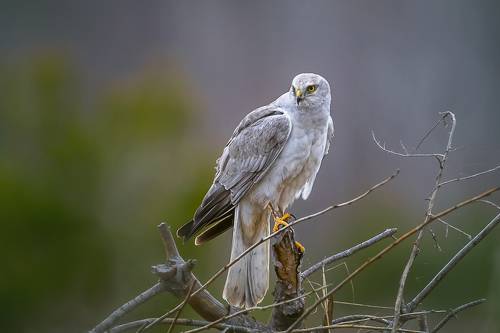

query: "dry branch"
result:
(89, 284), (165, 333)
(301, 228), (397, 278)
(430, 299), (486, 333)
(108, 318), (259, 333)
(389, 111), (456, 333)
(284, 186), (500, 332)
(406, 213), (500, 312)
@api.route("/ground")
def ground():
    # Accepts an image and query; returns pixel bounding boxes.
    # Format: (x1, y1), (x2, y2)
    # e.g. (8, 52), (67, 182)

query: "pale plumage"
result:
(177, 73), (334, 308)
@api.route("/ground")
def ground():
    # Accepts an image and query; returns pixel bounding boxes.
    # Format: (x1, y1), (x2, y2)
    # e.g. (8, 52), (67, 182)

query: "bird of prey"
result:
(177, 73), (334, 309)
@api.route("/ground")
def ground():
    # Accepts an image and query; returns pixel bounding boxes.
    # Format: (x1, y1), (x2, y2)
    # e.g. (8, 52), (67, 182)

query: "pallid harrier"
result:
(178, 73), (333, 308)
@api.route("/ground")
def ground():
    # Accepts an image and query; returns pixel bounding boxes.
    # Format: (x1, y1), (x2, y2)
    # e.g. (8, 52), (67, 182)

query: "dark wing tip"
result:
(194, 212), (234, 246)
(176, 219), (194, 240)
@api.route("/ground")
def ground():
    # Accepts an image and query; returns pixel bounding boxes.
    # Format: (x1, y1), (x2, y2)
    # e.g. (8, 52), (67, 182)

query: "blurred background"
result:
(1, 1), (500, 332)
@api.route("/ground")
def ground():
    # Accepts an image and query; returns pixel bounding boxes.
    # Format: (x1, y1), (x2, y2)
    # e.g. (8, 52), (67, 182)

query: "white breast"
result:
(248, 114), (329, 212)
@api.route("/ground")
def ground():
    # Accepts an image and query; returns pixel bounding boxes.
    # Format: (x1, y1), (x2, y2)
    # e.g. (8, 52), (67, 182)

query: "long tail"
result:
(223, 202), (270, 308)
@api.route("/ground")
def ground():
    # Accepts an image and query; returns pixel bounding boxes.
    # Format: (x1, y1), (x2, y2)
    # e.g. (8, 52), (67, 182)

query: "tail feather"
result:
(223, 203), (270, 308)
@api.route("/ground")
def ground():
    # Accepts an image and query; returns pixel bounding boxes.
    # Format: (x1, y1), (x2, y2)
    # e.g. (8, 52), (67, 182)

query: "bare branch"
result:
(479, 200), (500, 210)
(89, 284), (165, 333)
(372, 131), (444, 160)
(415, 114), (447, 151)
(331, 314), (391, 325)
(107, 318), (260, 333)
(167, 280), (196, 333)
(158, 223), (181, 259)
(436, 217), (472, 240)
(182, 285), (330, 333)
(407, 213), (500, 311)
(391, 111), (456, 333)
(333, 300), (394, 310)
(301, 228), (398, 278)
(284, 186), (500, 332)
(139, 228), (230, 332)
(330, 310), (446, 325)
(438, 164), (500, 188)
(417, 314), (429, 333)
(288, 323), (426, 333)
(430, 299), (486, 333)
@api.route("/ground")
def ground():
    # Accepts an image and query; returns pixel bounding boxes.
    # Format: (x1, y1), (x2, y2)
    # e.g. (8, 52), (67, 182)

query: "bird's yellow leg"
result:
(271, 212), (305, 253)
(295, 241), (305, 253)
(272, 213), (292, 232)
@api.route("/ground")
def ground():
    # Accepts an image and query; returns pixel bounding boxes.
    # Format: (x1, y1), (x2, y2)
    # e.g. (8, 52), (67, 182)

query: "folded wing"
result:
(177, 105), (292, 244)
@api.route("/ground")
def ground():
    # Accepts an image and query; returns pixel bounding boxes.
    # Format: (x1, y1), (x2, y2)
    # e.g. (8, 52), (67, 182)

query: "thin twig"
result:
(331, 310), (446, 326)
(89, 283), (165, 333)
(288, 323), (425, 333)
(430, 299), (486, 333)
(331, 314), (390, 325)
(305, 278), (327, 315)
(151, 171), (399, 329)
(438, 164), (500, 188)
(167, 280), (196, 333)
(417, 314), (429, 332)
(407, 213), (500, 311)
(107, 318), (259, 333)
(301, 228), (398, 278)
(181, 284), (330, 333)
(479, 200), (500, 210)
(436, 217), (472, 240)
(333, 300), (394, 310)
(283, 186), (500, 332)
(372, 131), (444, 160)
(391, 111), (456, 333)
(428, 228), (442, 252)
(415, 115), (446, 151)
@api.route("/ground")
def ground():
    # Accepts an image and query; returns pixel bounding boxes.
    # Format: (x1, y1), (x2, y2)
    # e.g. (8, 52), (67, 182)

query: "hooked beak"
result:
(295, 89), (303, 105)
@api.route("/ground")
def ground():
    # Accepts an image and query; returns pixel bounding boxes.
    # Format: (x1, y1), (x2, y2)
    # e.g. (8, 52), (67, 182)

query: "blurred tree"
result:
(0, 55), (214, 332)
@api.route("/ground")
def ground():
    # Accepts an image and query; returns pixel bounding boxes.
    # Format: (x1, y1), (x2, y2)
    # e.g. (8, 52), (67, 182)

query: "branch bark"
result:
(269, 226), (305, 330)
(140, 224), (266, 332)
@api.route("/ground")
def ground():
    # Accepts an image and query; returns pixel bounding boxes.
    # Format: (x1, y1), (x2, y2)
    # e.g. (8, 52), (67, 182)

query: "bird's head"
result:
(290, 73), (331, 109)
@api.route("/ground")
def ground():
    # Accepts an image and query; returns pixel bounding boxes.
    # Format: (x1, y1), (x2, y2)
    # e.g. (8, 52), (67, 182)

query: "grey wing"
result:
(177, 106), (292, 244)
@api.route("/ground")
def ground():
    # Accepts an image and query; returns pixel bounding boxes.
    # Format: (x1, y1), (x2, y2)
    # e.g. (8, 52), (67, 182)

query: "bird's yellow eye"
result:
(306, 85), (317, 93)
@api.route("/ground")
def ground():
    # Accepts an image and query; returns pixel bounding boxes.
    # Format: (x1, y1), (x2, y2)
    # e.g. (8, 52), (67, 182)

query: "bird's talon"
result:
(272, 213), (293, 232)
(295, 241), (305, 253)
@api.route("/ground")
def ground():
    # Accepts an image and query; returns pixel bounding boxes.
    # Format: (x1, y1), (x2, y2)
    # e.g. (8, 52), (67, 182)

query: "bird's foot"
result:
(272, 213), (293, 233)
(272, 212), (305, 252)
(294, 241), (305, 254)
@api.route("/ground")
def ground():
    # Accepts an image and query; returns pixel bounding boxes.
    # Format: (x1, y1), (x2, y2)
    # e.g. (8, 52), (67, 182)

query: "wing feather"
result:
(177, 105), (292, 241)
